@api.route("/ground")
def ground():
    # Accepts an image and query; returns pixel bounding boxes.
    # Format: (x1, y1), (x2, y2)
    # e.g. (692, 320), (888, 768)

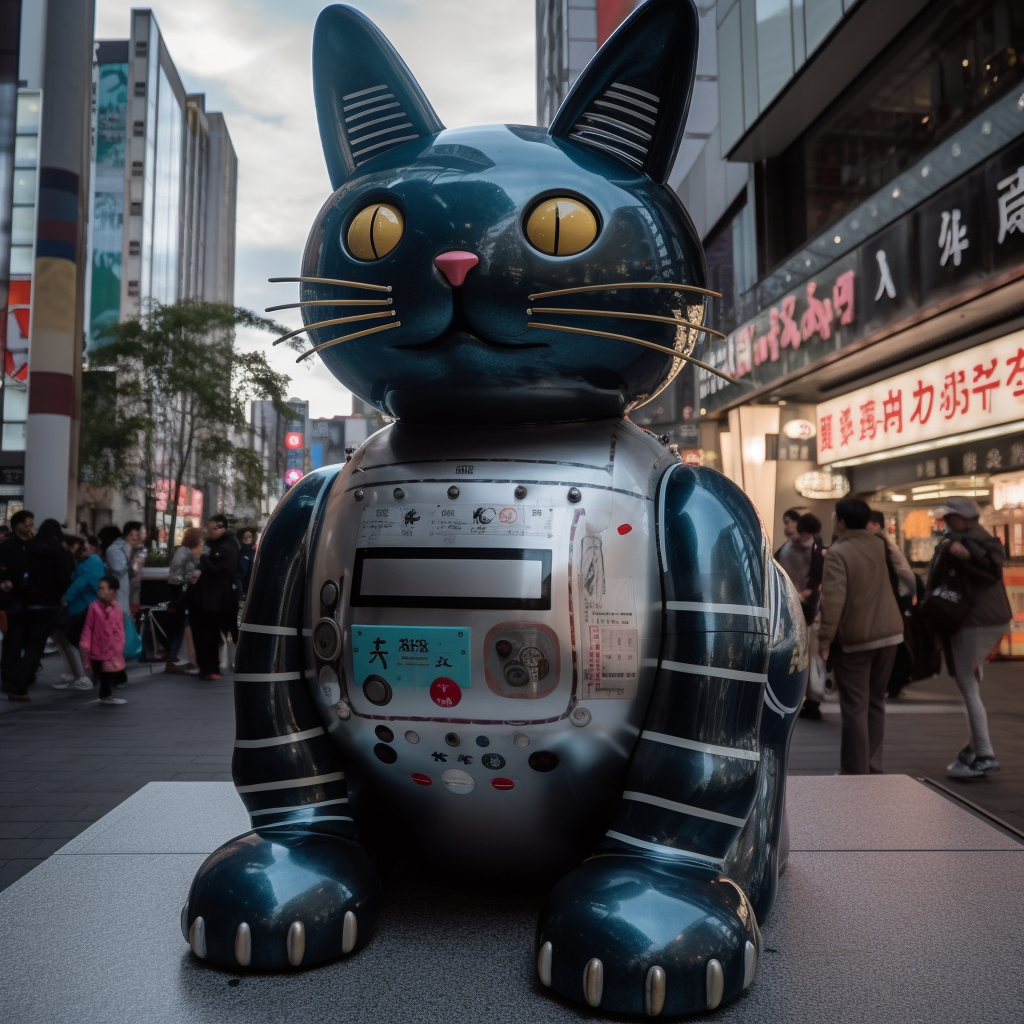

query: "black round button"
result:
(374, 743), (397, 764)
(514, 485), (527, 499)
(313, 618), (341, 661)
(363, 675), (392, 706)
(528, 751), (559, 772)
(481, 753), (505, 770)
(375, 725), (394, 743)
(320, 580), (339, 607)
(495, 639), (513, 658)
(393, 487), (405, 500)
(504, 662), (529, 687)
(444, 732), (460, 747)
(567, 487), (582, 503)
(447, 485), (460, 499)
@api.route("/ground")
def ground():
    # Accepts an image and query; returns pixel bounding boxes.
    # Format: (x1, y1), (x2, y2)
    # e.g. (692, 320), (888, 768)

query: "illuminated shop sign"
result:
(816, 332), (1024, 462)
(698, 133), (1024, 410)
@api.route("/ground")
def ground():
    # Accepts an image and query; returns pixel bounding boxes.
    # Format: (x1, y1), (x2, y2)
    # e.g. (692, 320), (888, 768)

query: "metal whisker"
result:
(265, 299), (392, 312)
(527, 321), (743, 386)
(269, 276), (392, 293)
(528, 306), (727, 340)
(528, 282), (721, 301)
(296, 321), (402, 363)
(273, 311), (395, 346)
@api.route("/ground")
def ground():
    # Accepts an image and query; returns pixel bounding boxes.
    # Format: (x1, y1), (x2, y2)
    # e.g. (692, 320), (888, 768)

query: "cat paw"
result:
(182, 826), (381, 969)
(536, 854), (759, 1016)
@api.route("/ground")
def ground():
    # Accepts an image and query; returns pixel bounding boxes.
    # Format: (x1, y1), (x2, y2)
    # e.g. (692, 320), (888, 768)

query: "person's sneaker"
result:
(956, 744), (975, 766)
(73, 676), (93, 690)
(946, 758), (983, 779)
(51, 679), (75, 689)
(972, 756), (1001, 775)
(99, 696), (127, 705)
(61, 672), (75, 682)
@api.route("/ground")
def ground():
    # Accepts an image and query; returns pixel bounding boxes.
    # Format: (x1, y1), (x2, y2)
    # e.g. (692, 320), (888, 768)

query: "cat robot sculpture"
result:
(184, 1), (807, 1016)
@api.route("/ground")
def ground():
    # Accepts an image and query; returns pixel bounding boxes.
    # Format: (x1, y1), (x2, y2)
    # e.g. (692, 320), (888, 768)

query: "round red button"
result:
(411, 773), (432, 786)
(491, 778), (514, 791)
(429, 677), (462, 708)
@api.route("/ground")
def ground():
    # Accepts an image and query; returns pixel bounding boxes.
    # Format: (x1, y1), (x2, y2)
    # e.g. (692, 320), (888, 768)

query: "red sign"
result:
(285, 432), (303, 450)
(284, 468), (304, 485)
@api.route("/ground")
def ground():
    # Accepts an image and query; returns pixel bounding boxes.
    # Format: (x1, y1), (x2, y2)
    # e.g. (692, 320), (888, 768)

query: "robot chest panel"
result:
(308, 444), (664, 732)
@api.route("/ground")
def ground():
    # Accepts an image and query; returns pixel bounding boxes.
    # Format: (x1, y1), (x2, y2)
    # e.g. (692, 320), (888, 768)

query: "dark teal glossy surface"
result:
(301, 3), (705, 424)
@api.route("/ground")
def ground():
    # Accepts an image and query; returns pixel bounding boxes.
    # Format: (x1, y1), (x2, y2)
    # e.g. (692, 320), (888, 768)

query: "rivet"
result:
(567, 487), (581, 503)
(189, 915), (206, 959)
(706, 958), (724, 1009)
(354, 489), (365, 502)
(447, 485), (460, 499)
(514, 485), (527, 499)
(645, 965), (666, 1016)
(234, 922), (251, 967)
(342, 911), (358, 954)
(393, 487), (405, 500)
(287, 920), (305, 967)
(583, 957), (604, 1007)
(537, 940), (552, 987)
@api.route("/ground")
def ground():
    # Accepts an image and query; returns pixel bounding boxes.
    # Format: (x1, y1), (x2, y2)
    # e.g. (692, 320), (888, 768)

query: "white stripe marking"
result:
(345, 101), (400, 124)
(258, 815), (354, 826)
(235, 727), (325, 749)
(251, 797), (349, 818)
(234, 671), (302, 682)
(349, 122), (414, 146)
(624, 791), (747, 828)
(666, 601), (769, 617)
(342, 84), (387, 101)
(352, 133), (419, 157)
(605, 830), (724, 868)
(640, 731), (760, 761)
(764, 682), (800, 716)
(343, 91), (395, 112)
(657, 464), (674, 568)
(236, 771), (345, 794)
(239, 623), (299, 636)
(663, 660), (768, 684)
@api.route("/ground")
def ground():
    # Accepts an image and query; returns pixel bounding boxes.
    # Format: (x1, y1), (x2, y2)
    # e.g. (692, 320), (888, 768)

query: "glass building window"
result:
(769, 0), (1024, 263)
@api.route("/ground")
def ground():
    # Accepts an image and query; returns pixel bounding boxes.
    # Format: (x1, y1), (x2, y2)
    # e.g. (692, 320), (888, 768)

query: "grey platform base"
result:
(1, 776), (1023, 1024)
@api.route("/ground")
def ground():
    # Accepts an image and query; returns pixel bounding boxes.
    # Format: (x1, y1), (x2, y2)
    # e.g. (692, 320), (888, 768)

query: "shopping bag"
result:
(123, 611), (143, 661)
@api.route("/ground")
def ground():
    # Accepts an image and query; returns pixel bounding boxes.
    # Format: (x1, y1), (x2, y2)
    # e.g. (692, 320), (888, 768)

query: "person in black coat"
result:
(235, 527), (257, 600)
(188, 515), (240, 680)
(0, 509), (33, 698)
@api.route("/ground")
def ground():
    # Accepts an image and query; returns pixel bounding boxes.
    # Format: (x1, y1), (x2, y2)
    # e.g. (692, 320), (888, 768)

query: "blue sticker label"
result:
(351, 625), (471, 689)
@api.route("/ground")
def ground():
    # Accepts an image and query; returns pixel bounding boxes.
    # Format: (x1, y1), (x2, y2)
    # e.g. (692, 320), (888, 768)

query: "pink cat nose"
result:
(434, 250), (478, 287)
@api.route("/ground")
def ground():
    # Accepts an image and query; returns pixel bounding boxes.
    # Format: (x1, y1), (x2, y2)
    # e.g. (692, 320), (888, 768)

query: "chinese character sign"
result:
(817, 330), (1024, 461)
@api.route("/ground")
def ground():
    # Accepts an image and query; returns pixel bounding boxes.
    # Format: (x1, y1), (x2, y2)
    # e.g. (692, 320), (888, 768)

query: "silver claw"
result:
(287, 920), (305, 967)
(706, 958), (724, 1010)
(188, 915), (206, 959)
(342, 910), (358, 954)
(537, 941), (552, 987)
(583, 958), (604, 1008)
(743, 939), (757, 989)
(235, 922), (251, 967)
(645, 965), (666, 1016)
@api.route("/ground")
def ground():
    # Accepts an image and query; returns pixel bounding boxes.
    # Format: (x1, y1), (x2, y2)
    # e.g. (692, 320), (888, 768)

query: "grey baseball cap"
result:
(938, 496), (981, 518)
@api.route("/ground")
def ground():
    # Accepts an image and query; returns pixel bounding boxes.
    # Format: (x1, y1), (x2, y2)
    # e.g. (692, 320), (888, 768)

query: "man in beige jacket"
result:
(818, 498), (904, 774)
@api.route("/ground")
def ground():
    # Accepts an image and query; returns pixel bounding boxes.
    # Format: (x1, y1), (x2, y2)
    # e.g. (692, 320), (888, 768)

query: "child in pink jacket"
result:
(80, 576), (127, 705)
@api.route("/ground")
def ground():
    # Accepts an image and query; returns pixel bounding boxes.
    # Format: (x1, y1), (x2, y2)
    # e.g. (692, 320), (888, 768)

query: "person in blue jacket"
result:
(52, 535), (105, 691)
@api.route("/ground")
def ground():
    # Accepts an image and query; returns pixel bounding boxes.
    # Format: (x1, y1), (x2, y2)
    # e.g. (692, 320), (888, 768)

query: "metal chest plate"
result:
(306, 419), (673, 871)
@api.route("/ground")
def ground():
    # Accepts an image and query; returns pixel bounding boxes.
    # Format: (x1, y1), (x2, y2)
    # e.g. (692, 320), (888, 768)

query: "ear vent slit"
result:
(345, 102), (400, 124)
(569, 80), (660, 170)
(342, 83), (388, 102)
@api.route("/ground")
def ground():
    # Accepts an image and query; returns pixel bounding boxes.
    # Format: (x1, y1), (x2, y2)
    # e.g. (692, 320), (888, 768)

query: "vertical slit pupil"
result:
(553, 203), (561, 256)
(370, 205), (382, 259)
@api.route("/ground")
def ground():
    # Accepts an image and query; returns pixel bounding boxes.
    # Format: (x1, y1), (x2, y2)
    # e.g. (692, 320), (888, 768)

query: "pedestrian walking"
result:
(776, 512), (826, 719)
(925, 497), (1013, 779)
(99, 525), (131, 616)
(165, 526), (203, 671)
(188, 514), (239, 680)
(80, 576), (128, 705)
(866, 510), (917, 610)
(51, 535), (104, 691)
(236, 527), (257, 600)
(817, 498), (904, 774)
(774, 508), (801, 558)
(125, 521), (146, 616)
(0, 509), (32, 700)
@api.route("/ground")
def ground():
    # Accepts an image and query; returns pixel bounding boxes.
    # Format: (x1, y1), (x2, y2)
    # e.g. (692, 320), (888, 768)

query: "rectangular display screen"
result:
(351, 547), (552, 609)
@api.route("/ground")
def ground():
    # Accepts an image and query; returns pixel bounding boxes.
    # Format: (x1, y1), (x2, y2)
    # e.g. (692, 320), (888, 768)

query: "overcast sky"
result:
(95, 1), (537, 417)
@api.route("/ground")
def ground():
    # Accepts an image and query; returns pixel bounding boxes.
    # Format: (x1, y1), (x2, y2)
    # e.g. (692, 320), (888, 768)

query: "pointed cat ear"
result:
(548, 0), (698, 183)
(312, 5), (445, 189)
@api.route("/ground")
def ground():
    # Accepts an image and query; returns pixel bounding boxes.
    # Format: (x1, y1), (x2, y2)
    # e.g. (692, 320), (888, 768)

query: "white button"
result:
(513, 733), (530, 748)
(440, 769), (475, 795)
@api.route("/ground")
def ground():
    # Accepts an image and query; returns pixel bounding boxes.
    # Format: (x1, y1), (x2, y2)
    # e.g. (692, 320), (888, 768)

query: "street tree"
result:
(80, 300), (292, 555)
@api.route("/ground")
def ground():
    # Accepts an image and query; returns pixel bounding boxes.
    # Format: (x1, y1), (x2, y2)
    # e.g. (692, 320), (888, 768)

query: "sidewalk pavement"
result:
(1, 650), (1020, 892)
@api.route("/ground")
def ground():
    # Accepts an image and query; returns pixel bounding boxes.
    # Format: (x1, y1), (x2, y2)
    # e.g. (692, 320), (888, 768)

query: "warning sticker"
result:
(357, 504), (554, 546)
(581, 562), (639, 700)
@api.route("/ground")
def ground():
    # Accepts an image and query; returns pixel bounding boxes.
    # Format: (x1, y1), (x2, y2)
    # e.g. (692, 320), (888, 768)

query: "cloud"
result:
(94, 1), (535, 416)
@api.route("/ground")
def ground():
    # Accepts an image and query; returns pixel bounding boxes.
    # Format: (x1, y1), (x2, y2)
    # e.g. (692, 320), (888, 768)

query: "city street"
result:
(1, 651), (1020, 893)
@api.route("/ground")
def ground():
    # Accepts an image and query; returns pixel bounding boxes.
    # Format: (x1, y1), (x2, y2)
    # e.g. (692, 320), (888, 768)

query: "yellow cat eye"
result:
(347, 203), (404, 261)
(524, 197), (599, 256)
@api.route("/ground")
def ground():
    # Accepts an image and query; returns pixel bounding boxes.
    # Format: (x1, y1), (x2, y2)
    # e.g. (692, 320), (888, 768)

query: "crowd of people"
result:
(777, 496), (1012, 781)
(0, 510), (258, 704)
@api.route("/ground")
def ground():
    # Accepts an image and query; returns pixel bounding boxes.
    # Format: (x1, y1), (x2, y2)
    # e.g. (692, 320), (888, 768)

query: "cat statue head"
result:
(292, 0), (706, 425)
